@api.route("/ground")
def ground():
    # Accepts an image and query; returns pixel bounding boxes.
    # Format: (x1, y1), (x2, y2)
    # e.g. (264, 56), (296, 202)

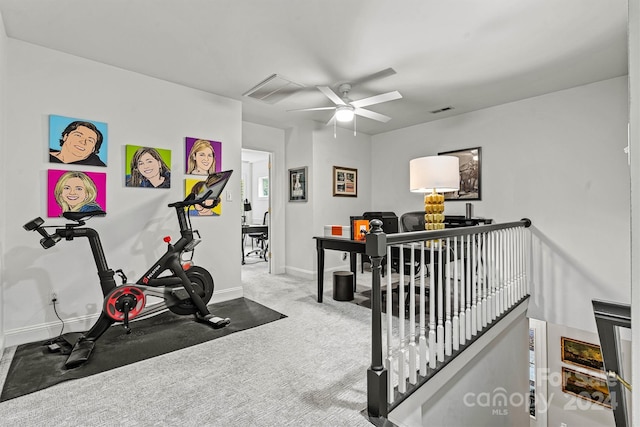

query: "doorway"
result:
(242, 149), (270, 273)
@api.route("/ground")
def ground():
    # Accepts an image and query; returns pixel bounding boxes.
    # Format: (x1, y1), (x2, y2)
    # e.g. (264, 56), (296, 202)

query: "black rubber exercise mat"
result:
(1, 297), (286, 402)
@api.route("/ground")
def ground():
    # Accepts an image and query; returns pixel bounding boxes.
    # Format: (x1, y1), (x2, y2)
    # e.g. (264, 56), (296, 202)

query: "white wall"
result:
(310, 125), (373, 276)
(0, 10), (8, 352)
(372, 77), (630, 333)
(2, 40), (243, 345)
(284, 121), (316, 277)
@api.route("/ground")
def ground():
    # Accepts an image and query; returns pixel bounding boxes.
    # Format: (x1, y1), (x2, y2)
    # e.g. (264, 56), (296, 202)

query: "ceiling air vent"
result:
(242, 74), (304, 104)
(430, 106), (454, 114)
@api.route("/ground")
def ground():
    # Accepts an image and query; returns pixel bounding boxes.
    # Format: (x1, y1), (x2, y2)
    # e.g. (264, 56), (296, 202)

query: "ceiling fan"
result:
(289, 83), (402, 124)
(286, 68), (402, 130)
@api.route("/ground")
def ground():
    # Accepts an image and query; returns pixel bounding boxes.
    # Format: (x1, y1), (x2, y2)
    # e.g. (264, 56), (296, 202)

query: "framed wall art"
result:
(333, 166), (357, 197)
(258, 176), (269, 198)
(47, 169), (107, 218)
(289, 166), (308, 202)
(125, 145), (172, 189)
(561, 367), (611, 408)
(49, 114), (108, 167)
(561, 337), (604, 371)
(184, 178), (222, 217)
(185, 137), (222, 175)
(438, 147), (481, 200)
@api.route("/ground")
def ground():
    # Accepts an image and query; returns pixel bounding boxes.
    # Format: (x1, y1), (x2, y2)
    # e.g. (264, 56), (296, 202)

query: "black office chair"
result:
(246, 211), (269, 261)
(400, 211), (426, 232)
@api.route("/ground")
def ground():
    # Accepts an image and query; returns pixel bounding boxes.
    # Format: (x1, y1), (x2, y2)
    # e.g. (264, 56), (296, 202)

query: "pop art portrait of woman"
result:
(125, 145), (172, 189)
(47, 169), (106, 217)
(185, 137), (221, 175)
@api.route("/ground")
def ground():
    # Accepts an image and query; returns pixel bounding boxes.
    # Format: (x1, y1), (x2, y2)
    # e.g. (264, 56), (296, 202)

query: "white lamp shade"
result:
(410, 155), (460, 193)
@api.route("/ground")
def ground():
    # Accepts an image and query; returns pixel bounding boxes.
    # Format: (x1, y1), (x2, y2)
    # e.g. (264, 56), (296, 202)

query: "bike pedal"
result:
(196, 313), (231, 329)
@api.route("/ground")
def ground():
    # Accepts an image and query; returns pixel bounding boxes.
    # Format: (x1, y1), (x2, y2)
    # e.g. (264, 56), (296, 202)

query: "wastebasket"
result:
(333, 271), (354, 301)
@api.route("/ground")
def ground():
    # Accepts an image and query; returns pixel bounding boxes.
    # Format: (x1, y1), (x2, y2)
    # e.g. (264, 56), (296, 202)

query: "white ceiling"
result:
(0, 0), (628, 135)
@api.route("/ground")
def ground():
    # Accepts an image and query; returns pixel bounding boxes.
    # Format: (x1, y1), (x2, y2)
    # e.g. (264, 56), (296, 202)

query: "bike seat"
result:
(63, 210), (107, 222)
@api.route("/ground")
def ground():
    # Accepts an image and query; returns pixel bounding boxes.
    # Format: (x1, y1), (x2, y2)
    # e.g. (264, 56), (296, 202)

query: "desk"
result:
(242, 224), (268, 265)
(314, 236), (450, 304)
(314, 237), (365, 303)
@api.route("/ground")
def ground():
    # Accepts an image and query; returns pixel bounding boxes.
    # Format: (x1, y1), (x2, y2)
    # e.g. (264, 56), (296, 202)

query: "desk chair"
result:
(246, 211), (269, 261)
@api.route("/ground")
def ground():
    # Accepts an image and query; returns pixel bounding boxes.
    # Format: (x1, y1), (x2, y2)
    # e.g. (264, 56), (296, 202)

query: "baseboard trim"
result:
(285, 265), (351, 281)
(4, 285), (244, 348)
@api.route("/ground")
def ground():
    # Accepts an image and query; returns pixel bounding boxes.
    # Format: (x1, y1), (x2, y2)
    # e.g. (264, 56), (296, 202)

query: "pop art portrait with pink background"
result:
(47, 169), (107, 218)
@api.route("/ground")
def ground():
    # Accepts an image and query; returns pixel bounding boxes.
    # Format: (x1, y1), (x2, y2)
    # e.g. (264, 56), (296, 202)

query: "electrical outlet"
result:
(49, 291), (58, 305)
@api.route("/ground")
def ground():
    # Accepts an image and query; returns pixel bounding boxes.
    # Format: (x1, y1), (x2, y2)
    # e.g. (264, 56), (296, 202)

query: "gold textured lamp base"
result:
(424, 191), (445, 230)
(424, 190), (445, 247)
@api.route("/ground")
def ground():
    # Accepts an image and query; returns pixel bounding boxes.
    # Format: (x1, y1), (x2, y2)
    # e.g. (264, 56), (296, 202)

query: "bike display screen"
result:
(188, 169), (233, 202)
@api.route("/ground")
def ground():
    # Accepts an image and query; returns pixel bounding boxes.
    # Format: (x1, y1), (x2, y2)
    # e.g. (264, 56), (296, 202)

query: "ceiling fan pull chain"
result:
(353, 115), (357, 136)
(334, 118), (337, 139)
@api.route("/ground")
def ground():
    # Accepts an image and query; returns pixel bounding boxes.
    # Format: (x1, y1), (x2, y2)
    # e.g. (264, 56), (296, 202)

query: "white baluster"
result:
(487, 231), (495, 322)
(471, 233), (478, 336)
(501, 230), (507, 315)
(429, 243), (436, 369)
(483, 233), (489, 328)
(419, 243), (427, 376)
(437, 243), (445, 362)
(445, 237), (452, 356)
(476, 234), (483, 331)
(465, 234), (472, 340)
(459, 234), (467, 346)
(385, 246), (395, 402)
(397, 245), (406, 393)
(408, 243), (417, 385)
(452, 236), (459, 351)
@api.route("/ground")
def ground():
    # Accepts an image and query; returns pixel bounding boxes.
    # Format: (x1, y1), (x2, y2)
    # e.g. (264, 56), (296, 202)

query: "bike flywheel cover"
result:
(104, 286), (146, 321)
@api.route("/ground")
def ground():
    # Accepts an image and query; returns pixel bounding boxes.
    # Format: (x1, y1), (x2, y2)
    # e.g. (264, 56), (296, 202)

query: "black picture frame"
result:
(438, 147), (481, 200)
(288, 166), (308, 202)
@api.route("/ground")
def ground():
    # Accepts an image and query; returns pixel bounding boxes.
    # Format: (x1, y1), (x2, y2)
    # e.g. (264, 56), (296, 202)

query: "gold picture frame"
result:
(561, 367), (611, 408)
(561, 337), (604, 371)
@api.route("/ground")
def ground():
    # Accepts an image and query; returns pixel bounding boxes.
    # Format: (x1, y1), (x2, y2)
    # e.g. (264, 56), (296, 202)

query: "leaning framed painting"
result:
(289, 166), (308, 202)
(561, 337), (604, 371)
(561, 367), (611, 408)
(438, 147), (481, 200)
(333, 166), (357, 197)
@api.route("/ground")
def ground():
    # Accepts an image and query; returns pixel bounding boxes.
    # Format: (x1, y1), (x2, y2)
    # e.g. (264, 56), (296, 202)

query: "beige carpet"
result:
(0, 260), (378, 426)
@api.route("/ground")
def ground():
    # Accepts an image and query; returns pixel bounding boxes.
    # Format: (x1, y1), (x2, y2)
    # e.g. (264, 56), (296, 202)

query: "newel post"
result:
(366, 219), (388, 418)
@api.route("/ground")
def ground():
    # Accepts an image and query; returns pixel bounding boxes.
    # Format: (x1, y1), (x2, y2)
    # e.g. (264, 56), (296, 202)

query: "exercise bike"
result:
(24, 170), (233, 368)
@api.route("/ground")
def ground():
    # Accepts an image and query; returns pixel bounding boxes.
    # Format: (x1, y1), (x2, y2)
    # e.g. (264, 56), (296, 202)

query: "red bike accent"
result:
(163, 236), (171, 243)
(104, 286), (146, 322)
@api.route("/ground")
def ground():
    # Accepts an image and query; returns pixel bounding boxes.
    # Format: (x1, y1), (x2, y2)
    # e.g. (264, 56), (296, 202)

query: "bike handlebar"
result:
(168, 189), (219, 209)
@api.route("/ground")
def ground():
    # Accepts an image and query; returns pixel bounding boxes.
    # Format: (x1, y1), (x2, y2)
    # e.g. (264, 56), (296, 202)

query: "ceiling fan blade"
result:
(349, 67), (397, 86)
(326, 114), (336, 126)
(287, 106), (336, 112)
(317, 86), (346, 106)
(350, 91), (402, 108)
(354, 107), (391, 123)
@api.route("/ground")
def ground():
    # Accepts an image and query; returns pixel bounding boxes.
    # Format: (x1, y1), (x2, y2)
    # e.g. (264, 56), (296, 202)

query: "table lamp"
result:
(409, 155), (460, 231)
(243, 199), (252, 224)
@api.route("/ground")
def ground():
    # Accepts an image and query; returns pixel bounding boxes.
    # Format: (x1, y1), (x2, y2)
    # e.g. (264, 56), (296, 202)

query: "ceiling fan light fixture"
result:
(335, 105), (355, 122)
